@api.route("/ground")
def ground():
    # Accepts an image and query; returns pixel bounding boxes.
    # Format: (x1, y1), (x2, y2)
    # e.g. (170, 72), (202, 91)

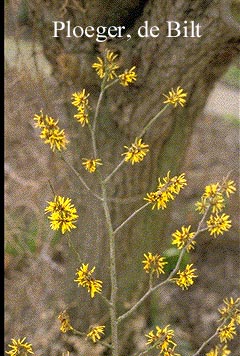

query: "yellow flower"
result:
(207, 213), (232, 237)
(206, 344), (231, 356)
(144, 190), (169, 210)
(145, 325), (176, 353)
(210, 195), (225, 214)
(145, 329), (157, 345)
(119, 66), (137, 86)
(142, 252), (168, 277)
(45, 195), (75, 214)
(203, 183), (220, 198)
(218, 297), (240, 325)
(71, 89), (91, 127)
(196, 179), (236, 215)
(40, 127), (69, 152)
(82, 158), (103, 173)
(48, 211), (79, 233)
(74, 108), (89, 127)
(71, 89), (90, 108)
(220, 180), (236, 198)
(33, 109), (46, 128)
(195, 195), (225, 215)
(163, 349), (181, 356)
(218, 320), (236, 343)
(92, 50), (119, 81)
(86, 325), (105, 343)
(122, 138), (149, 164)
(33, 111), (69, 152)
(144, 172), (187, 210)
(5, 337), (34, 356)
(158, 172), (187, 195)
(172, 263), (197, 290)
(172, 225), (196, 251)
(45, 196), (78, 234)
(195, 197), (208, 214)
(202, 184), (225, 214)
(74, 263), (103, 298)
(163, 86), (187, 107)
(58, 311), (73, 333)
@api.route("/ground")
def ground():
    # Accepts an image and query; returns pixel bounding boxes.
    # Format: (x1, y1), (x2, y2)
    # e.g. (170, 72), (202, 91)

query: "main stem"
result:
(101, 180), (119, 356)
(91, 90), (104, 158)
(90, 78), (119, 354)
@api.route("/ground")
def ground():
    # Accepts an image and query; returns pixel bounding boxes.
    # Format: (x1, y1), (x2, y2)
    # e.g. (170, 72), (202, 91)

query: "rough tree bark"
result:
(24, 0), (239, 353)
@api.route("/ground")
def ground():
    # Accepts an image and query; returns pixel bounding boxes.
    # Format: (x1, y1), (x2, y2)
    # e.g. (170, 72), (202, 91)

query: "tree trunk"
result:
(24, 0), (240, 353)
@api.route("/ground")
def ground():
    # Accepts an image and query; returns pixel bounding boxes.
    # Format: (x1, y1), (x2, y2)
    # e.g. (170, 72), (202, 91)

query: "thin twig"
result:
(117, 258), (183, 324)
(60, 154), (103, 201)
(114, 202), (150, 234)
(104, 104), (170, 184)
(191, 320), (226, 356)
(117, 286), (155, 324)
(104, 158), (125, 183)
(191, 330), (218, 356)
(132, 340), (161, 356)
(91, 78), (119, 158)
(72, 328), (112, 349)
(101, 179), (119, 356)
(138, 104), (169, 138)
(104, 78), (119, 91)
(91, 90), (104, 158)
(47, 179), (56, 196)
(100, 294), (112, 307)
(118, 205), (211, 323)
(91, 74), (110, 158)
(88, 67), (120, 354)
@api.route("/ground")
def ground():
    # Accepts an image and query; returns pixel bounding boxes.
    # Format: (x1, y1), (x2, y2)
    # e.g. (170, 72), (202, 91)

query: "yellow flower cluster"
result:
(207, 213), (232, 238)
(195, 180), (236, 215)
(197, 183), (225, 214)
(207, 297), (240, 347)
(218, 320), (237, 343)
(171, 263), (197, 290)
(92, 50), (119, 81)
(218, 297), (240, 325)
(71, 89), (91, 127)
(163, 86), (187, 107)
(74, 263), (103, 298)
(144, 172), (187, 210)
(142, 252), (168, 277)
(119, 66), (137, 86)
(58, 310), (73, 333)
(92, 49), (137, 86)
(206, 344), (231, 356)
(87, 325), (105, 343)
(122, 138), (149, 164)
(5, 337), (34, 356)
(220, 180), (237, 198)
(145, 325), (177, 354)
(171, 225), (196, 251)
(82, 158), (103, 173)
(33, 110), (68, 152)
(45, 195), (78, 234)
(195, 179), (236, 238)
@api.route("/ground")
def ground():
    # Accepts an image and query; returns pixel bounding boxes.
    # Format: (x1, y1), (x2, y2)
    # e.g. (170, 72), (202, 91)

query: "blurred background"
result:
(4, 1), (240, 355)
